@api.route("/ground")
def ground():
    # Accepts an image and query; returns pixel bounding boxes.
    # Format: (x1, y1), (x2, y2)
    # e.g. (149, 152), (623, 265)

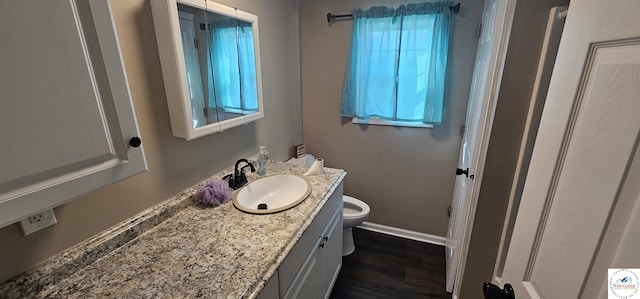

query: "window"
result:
(340, 2), (452, 127)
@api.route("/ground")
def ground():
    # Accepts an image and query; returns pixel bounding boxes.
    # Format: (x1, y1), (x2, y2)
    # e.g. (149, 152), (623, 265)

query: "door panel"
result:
(0, 0), (147, 227)
(0, 1), (113, 188)
(531, 53), (640, 299)
(500, 1), (640, 298)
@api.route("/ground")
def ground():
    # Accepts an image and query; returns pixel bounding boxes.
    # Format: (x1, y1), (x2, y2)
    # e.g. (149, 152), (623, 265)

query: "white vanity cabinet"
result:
(0, 0), (147, 228)
(276, 182), (343, 299)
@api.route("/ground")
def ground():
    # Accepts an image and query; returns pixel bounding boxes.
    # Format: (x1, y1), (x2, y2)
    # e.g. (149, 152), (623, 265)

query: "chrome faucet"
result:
(224, 159), (255, 190)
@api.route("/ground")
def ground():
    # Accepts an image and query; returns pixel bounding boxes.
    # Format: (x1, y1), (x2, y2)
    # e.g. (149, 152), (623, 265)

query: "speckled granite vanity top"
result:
(0, 160), (346, 298)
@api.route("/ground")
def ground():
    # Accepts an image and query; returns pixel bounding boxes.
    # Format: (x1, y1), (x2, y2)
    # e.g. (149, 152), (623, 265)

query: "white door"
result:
(178, 11), (206, 128)
(446, 0), (516, 294)
(500, 0), (640, 298)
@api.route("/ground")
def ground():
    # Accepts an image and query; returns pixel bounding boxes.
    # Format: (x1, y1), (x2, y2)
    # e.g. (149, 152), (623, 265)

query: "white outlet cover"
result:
(19, 209), (57, 235)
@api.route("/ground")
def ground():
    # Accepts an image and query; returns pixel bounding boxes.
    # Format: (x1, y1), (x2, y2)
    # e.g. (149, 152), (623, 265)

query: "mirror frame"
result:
(151, 0), (264, 140)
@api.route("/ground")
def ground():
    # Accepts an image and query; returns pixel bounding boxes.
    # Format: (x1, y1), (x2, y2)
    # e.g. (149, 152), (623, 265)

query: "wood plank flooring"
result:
(329, 228), (452, 299)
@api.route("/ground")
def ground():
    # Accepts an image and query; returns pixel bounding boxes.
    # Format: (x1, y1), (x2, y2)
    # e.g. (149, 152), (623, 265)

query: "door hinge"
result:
(448, 206), (452, 217)
(194, 38), (198, 49)
(460, 125), (466, 138)
(476, 23), (483, 40)
(456, 167), (469, 177)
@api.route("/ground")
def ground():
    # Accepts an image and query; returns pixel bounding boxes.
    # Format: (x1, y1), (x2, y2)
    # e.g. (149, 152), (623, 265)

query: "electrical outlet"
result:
(28, 213), (44, 224)
(20, 209), (57, 235)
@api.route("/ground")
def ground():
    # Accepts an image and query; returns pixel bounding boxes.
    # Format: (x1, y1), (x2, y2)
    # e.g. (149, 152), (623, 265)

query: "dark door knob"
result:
(456, 167), (469, 177)
(129, 137), (142, 148)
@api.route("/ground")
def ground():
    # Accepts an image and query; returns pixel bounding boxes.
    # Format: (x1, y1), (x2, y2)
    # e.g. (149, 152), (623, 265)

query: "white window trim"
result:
(352, 117), (434, 128)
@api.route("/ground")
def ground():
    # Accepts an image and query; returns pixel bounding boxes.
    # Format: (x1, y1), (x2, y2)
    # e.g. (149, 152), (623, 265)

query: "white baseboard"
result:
(357, 221), (447, 246)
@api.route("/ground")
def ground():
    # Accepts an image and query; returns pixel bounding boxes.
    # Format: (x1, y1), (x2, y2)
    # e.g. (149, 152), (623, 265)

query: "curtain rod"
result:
(326, 3), (460, 23)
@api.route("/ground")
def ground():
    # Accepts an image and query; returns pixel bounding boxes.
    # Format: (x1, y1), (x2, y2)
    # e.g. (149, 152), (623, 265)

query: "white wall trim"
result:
(358, 221), (447, 246)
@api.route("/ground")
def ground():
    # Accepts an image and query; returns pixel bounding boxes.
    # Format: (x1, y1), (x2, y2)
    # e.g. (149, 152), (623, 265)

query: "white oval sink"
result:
(233, 175), (312, 214)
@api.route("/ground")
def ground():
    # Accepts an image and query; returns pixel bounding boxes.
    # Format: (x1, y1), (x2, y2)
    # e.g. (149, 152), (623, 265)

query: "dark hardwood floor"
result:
(329, 228), (452, 299)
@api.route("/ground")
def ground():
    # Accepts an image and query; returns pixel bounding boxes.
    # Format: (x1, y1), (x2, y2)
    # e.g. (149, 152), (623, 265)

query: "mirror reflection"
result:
(177, 3), (259, 129)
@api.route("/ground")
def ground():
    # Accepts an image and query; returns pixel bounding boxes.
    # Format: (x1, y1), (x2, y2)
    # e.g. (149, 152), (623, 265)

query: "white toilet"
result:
(342, 195), (370, 256)
(286, 154), (371, 256)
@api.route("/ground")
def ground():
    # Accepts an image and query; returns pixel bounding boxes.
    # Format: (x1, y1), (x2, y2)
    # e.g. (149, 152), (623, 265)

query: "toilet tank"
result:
(286, 154), (316, 166)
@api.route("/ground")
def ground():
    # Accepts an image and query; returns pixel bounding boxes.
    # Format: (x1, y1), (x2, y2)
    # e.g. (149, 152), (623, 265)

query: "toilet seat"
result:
(342, 195), (370, 220)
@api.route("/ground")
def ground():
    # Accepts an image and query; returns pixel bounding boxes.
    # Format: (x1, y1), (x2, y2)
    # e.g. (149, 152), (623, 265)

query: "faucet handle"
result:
(241, 163), (255, 174)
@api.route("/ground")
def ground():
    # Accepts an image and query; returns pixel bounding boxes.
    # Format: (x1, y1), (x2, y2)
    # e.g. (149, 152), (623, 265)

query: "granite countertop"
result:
(0, 159), (346, 299)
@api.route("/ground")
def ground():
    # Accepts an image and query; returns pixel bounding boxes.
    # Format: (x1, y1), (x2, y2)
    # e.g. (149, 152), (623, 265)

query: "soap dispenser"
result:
(257, 146), (269, 175)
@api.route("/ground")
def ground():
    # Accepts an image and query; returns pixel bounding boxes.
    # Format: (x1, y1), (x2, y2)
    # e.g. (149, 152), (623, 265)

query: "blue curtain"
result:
(208, 20), (258, 113)
(340, 2), (452, 124)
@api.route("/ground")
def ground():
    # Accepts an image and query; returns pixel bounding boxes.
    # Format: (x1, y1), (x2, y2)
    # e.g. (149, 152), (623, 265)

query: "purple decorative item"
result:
(194, 179), (234, 207)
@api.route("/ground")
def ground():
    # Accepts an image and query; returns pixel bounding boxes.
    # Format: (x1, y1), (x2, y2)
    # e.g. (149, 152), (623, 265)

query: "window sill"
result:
(351, 117), (434, 128)
(222, 108), (258, 115)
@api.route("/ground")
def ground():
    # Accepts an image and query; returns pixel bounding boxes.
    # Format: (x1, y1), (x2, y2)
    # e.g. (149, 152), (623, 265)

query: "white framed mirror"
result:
(151, 0), (264, 140)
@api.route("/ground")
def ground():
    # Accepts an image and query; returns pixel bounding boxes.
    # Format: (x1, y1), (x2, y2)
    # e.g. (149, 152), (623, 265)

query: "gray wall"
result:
(300, 0), (483, 235)
(458, 0), (569, 297)
(0, 0), (301, 282)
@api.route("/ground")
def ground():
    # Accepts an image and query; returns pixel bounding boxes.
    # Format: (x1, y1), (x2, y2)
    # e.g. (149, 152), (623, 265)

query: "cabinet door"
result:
(0, 0), (147, 227)
(279, 183), (342, 295)
(321, 204), (343, 299)
(279, 183), (344, 299)
(288, 204), (343, 299)
(283, 237), (322, 299)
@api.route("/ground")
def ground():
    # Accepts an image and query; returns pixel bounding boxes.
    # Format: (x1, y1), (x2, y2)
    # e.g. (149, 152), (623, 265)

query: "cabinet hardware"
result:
(129, 137), (142, 148)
